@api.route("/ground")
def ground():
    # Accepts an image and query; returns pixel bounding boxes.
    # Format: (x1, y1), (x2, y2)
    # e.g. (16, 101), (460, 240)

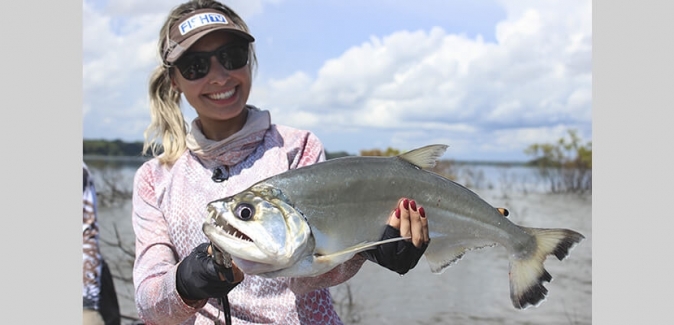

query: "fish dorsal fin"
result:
(397, 144), (449, 169)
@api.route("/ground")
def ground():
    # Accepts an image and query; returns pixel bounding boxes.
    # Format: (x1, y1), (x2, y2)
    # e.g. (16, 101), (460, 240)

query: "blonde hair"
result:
(143, 0), (258, 165)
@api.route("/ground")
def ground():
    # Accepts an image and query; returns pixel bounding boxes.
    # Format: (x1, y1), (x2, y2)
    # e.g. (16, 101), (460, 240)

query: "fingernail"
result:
(403, 199), (409, 209)
(419, 207), (426, 218)
(410, 200), (417, 211)
(395, 208), (401, 219)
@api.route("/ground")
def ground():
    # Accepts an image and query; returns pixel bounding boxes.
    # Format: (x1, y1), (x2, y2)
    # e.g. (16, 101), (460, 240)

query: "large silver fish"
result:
(203, 144), (585, 309)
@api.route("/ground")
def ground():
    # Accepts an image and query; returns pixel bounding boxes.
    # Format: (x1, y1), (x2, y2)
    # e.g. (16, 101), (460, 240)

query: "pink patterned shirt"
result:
(132, 124), (366, 325)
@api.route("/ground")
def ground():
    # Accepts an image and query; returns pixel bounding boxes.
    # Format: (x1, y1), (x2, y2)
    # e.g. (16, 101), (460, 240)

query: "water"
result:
(85, 158), (592, 325)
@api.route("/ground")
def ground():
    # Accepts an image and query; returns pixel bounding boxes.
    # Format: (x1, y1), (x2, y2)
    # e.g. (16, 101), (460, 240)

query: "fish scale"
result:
(269, 152), (530, 261)
(204, 144), (585, 310)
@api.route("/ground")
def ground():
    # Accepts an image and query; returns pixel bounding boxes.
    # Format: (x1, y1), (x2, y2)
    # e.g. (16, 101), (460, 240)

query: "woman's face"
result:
(172, 30), (252, 137)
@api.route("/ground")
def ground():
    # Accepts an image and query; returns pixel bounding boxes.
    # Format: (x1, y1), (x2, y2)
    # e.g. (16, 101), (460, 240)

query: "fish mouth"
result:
(204, 204), (287, 270)
(206, 208), (252, 242)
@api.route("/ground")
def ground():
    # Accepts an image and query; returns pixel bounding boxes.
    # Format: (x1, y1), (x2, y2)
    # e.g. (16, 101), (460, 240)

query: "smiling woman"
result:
(131, 1), (431, 325)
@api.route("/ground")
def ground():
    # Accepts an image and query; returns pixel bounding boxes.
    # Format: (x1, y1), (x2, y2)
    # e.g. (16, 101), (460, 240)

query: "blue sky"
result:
(83, 0), (592, 162)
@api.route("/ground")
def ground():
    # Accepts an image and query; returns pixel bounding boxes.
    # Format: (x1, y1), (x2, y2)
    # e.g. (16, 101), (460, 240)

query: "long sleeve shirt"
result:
(132, 124), (366, 325)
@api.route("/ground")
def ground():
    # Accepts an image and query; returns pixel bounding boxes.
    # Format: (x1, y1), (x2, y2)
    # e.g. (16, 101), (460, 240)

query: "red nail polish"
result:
(403, 199), (409, 209)
(410, 200), (417, 211)
(395, 208), (401, 219)
(419, 207), (426, 218)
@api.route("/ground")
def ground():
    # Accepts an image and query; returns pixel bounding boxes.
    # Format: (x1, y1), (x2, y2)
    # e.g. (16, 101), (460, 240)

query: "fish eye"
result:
(235, 203), (255, 221)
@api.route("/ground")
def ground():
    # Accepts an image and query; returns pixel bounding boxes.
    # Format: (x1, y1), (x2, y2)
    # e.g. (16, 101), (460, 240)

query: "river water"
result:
(86, 158), (591, 325)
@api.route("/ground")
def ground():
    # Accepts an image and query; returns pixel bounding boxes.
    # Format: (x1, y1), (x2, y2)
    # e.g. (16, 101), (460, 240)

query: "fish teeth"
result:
(210, 215), (253, 242)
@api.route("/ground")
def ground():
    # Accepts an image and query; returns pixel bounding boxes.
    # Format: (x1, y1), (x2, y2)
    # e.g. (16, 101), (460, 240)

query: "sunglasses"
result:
(174, 42), (250, 81)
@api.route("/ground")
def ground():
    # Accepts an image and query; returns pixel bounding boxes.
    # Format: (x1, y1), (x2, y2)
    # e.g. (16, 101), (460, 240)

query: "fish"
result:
(203, 144), (585, 309)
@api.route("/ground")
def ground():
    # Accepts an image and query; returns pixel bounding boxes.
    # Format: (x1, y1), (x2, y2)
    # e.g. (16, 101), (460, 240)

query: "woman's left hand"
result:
(388, 198), (430, 248)
(360, 198), (431, 275)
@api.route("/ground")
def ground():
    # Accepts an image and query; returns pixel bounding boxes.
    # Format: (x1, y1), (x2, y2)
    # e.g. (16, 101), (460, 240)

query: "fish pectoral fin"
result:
(314, 237), (409, 263)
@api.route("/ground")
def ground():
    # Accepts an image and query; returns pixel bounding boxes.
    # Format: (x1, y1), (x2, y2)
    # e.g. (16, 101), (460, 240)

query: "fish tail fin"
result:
(509, 227), (585, 309)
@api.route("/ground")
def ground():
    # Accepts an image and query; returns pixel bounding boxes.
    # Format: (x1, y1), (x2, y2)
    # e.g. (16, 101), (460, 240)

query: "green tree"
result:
(524, 129), (592, 193)
(84, 139), (153, 157)
(359, 147), (401, 157)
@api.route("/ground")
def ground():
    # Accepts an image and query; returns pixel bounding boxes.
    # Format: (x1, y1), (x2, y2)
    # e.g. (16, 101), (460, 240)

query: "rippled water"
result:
(87, 159), (591, 325)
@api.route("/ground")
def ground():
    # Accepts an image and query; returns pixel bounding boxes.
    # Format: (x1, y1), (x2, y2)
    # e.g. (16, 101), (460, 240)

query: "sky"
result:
(83, 0), (592, 162)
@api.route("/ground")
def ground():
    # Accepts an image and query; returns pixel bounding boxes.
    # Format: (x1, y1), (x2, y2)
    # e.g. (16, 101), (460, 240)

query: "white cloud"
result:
(249, 0), (591, 160)
(83, 0), (185, 140)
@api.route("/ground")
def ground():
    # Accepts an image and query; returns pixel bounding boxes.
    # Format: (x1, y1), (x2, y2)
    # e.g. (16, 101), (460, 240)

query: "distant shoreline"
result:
(84, 154), (529, 167)
(84, 139), (531, 166)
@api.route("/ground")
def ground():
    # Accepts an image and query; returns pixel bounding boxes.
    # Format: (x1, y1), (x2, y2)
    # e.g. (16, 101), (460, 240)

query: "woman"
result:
(132, 1), (430, 324)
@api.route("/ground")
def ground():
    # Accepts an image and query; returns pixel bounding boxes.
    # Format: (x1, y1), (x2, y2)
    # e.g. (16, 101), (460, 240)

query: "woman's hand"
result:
(175, 243), (244, 305)
(360, 198), (431, 275)
(388, 198), (430, 248)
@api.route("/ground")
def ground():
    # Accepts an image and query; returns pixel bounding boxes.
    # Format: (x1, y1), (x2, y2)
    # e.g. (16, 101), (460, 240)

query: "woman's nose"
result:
(207, 56), (230, 84)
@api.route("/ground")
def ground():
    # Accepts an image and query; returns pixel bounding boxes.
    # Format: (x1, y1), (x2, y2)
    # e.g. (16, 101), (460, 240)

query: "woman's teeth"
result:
(208, 89), (235, 100)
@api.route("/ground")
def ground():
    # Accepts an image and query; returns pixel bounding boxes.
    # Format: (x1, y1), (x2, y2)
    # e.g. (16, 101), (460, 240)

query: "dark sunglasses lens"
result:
(217, 45), (249, 70)
(177, 55), (210, 80)
(175, 44), (249, 80)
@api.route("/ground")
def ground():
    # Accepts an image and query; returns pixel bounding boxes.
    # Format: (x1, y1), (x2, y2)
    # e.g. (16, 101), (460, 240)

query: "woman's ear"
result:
(170, 78), (181, 93)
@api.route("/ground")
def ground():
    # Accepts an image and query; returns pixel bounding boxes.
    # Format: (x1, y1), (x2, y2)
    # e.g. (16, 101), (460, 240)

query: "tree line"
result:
(84, 139), (353, 160)
(84, 139), (149, 158)
(84, 129), (591, 193)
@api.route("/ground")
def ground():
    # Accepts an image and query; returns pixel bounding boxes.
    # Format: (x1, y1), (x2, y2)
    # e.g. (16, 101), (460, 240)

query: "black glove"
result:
(176, 243), (241, 301)
(360, 225), (429, 275)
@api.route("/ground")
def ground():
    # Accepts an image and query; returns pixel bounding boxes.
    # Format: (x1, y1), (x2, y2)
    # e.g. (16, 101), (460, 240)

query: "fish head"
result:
(203, 183), (313, 275)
